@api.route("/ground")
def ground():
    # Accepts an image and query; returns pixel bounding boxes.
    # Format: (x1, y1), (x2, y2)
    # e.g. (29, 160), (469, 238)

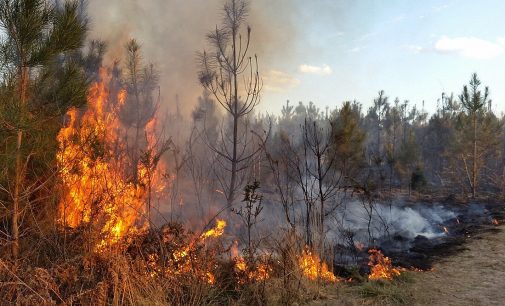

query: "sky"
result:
(86, 0), (505, 117)
(257, 0), (505, 116)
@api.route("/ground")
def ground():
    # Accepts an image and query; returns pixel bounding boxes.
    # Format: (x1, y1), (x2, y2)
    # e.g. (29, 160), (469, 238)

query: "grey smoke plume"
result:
(86, 0), (301, 115)
(334, 201), (456, 244)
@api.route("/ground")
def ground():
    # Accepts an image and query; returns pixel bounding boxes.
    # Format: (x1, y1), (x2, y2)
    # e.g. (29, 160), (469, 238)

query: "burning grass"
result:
(367, 249), (402, 281)
(298, 247), (339, 283)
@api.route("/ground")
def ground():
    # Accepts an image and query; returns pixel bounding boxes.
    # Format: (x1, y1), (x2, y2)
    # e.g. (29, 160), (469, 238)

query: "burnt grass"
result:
(334, 197), (505, 277)
(395, 199), (505, 270)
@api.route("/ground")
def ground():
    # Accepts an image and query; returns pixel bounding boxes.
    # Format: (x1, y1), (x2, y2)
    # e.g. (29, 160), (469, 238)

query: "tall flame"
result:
(57, 68), (165, 250)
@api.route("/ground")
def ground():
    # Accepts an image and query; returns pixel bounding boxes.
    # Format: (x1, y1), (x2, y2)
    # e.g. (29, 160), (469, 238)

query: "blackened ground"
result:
(334, 201), (505, 275)
(393, 201), (505, 270)
(312, 222), (505, 306)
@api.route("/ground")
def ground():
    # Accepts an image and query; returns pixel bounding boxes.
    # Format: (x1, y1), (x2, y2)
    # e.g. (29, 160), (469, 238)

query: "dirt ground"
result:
(408, 225), (505, 306)
(312, 224), (505, 306)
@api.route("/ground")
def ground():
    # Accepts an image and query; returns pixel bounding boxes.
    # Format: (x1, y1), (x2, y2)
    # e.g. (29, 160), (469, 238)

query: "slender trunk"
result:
(305, 202), (312, 247)
(12, 131), (22, 260)
(367, 203), (374, 246)
(227, 24), (239, 207)
(132, 64), (140, 184)
(472, 114), (477, 198)
(316, 147), (325, 263)
(12, 66), (28, 259)
(247, 210), (252, 260)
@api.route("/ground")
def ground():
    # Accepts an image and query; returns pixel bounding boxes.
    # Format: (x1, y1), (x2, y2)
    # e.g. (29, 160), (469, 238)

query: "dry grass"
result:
(5, 223), (504, 305)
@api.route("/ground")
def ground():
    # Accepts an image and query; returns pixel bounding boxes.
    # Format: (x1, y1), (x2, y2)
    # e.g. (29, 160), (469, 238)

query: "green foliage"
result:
(0, 0), (89, 254)
(459, 73), (489, 115)
(329, 101), (365, 178)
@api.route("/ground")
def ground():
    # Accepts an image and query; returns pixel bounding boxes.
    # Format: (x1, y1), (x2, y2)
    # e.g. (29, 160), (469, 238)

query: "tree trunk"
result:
(12, 66), (29, 259)
(227, 23), (239, 207)
(12, 131), (22, 259)
(472, 114), (477, 198)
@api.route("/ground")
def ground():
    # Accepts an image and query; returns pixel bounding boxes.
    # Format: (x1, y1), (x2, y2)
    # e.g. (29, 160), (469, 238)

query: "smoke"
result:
(324, 201), (458, 266)
(334, 201), (456, 244)
(86, 0), (301, 116)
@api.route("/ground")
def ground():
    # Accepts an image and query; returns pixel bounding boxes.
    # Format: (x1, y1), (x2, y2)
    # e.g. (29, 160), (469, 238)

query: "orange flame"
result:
(57, 68), (166, 250)
(298, 247), (338, 282)
(492, 218), (500, 225)
(234, 256), (272, 283)
(201, 219), (226, 239)
(368, 249), (401, 281)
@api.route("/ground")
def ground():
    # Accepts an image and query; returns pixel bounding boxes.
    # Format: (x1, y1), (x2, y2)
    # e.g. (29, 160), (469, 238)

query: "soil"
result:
(407, 224), (505, 305)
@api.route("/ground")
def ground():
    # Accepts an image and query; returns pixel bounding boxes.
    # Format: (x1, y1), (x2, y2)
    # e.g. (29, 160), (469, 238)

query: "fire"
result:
(367, 249), (401, 281)
(201, 219), (226, 239)
(146, 219), (227, 284)
(443, 226), (449, 234)
(175, 219), (227, 259)
(57, 67), (166, 250)
(234, 256), (272, 283)
(298, 247), (338, 282)
(492, 218), (500, 225)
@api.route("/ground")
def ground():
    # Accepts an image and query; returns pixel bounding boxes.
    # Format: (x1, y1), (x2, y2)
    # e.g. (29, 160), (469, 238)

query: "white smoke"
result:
(333, 200), (456, 247)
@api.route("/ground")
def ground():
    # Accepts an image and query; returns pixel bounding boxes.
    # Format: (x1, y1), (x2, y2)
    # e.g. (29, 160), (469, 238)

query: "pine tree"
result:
(0, 0), (87, 259)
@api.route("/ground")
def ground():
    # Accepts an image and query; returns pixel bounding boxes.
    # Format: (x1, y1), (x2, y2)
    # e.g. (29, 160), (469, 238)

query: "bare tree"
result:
(198, 0), (264, 206)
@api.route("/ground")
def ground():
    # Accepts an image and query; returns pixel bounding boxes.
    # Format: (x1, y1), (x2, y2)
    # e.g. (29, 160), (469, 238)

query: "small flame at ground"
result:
(298, 247), (338, 282)
(492, 218), (500, 225)
(234, 256), (272, 283)
(148, 219), (227, 284)
(368, 249), (401, 281)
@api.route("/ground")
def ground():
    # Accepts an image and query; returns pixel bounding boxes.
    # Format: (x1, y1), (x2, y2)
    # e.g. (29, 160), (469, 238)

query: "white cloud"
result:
(434, 36), (505, 60)
(262, 69), (300, 93)
(298, 64), (333, 76)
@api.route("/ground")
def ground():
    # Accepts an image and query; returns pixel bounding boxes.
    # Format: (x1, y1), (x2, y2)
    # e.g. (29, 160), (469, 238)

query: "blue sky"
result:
(258, 0), (505, 115)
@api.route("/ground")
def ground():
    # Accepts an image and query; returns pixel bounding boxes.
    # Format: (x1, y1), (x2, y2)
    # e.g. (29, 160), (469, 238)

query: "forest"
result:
(1, 0), (505, 305)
